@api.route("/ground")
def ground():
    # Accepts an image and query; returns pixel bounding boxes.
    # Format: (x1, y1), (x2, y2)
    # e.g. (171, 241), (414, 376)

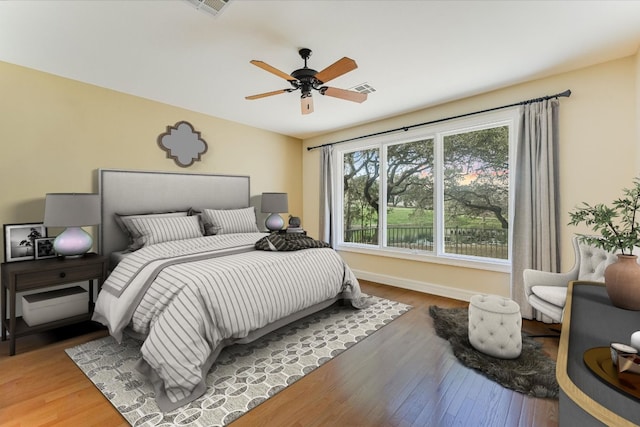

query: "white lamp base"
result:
(53, 227), (93, 258)
(265, 213), (285, 232)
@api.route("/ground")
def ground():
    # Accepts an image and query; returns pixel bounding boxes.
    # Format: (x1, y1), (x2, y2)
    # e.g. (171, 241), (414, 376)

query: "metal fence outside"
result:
(345, 226), (508, 259)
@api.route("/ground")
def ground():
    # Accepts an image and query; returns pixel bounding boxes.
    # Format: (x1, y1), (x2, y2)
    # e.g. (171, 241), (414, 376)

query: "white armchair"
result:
(523, 236), (618, 323)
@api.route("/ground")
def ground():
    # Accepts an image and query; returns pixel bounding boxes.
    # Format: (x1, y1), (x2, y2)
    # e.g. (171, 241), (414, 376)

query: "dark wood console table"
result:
(558, 281), (640, 426)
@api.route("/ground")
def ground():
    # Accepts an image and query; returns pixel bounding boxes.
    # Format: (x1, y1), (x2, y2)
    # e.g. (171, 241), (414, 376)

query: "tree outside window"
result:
(338, 114), (513, 263)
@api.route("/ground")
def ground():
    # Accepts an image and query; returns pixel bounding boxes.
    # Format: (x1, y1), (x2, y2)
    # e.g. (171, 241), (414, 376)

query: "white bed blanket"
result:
(92, 233), (366, 412)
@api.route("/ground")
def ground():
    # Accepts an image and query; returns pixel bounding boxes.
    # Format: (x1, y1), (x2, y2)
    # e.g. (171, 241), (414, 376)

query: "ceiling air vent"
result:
(349, 82), (376, 94)
(185, 0), (232, 17)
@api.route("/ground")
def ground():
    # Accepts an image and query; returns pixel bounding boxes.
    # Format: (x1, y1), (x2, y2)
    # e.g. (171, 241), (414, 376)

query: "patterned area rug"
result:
(66, 296), (411, 426)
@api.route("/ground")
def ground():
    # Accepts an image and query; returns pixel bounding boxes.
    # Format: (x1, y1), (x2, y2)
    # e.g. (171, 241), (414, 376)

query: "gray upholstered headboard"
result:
(99, 169), (250, 256)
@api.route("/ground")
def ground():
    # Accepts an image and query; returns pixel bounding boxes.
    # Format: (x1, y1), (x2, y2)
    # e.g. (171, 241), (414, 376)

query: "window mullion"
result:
(434, 133), (444, 256)
(380, 144), (387, 249)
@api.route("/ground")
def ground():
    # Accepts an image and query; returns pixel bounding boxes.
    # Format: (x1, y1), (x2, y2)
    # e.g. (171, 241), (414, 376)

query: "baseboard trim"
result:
(352, 269), (477, 302)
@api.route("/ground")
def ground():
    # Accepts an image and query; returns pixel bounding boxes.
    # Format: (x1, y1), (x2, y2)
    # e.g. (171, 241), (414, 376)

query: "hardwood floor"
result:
(0, 281), (559, 426)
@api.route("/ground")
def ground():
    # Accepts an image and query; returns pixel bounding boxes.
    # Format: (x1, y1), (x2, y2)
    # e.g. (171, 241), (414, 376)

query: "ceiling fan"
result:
(245, 48), (367, 115)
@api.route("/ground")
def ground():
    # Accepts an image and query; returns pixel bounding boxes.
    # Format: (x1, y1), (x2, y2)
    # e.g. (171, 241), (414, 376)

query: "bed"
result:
(91, 169), (367, 412)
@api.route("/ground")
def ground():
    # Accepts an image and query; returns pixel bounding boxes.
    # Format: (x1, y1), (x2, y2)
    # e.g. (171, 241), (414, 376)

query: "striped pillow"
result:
(129, 215), (203, 247)
(203, 207), (260, 235)
(187, 208), (216, 236)
(116, 211), (190, 251)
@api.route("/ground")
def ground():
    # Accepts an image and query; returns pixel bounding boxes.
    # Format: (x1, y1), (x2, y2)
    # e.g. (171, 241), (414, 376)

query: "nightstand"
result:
(1, 253), (108, 355)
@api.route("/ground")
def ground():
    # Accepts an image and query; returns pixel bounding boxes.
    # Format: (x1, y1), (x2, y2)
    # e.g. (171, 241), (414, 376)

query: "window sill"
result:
(335, 244), (511, 273)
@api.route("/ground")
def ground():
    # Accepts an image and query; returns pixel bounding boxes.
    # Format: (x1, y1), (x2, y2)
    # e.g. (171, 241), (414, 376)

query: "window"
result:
(343, 148), (380, 244)
(335, 110), (517, 267)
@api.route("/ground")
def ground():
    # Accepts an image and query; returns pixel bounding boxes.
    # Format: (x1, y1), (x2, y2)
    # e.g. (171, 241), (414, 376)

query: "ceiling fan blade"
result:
(314, 57), (358, 84)
(245, 89), (290, 100)
(250, 60), (295, 81)
(322, 87), (367, 103)
(301, 96), (314, 115)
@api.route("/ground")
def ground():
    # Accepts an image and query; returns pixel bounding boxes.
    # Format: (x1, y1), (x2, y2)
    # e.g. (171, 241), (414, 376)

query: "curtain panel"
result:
(320, 145), (335, 246)
(511, 99), (561, 321)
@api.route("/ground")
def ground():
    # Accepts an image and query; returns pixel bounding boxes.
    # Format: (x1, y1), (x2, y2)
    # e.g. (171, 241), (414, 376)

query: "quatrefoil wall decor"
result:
(157, 121), (208, 167)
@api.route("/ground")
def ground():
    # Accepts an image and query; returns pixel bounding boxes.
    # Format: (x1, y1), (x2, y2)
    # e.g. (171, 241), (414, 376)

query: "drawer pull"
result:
(59, 272), (66, 278)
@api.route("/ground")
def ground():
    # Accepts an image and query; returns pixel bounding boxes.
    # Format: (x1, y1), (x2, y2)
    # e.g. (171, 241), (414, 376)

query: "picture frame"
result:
(3, 223), (47, 262)
(34, 237), (57, 260)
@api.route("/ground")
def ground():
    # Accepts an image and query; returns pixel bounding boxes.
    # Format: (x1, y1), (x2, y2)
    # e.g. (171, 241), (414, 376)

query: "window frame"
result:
(333, 108), (519, 273)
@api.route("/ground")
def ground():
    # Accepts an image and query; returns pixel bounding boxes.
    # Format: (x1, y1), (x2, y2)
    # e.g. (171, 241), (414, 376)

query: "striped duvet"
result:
(92, 232), (366, 412)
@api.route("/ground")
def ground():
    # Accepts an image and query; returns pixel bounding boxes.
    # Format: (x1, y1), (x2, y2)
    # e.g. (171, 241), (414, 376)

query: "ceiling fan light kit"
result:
(246, 48), (367, 115)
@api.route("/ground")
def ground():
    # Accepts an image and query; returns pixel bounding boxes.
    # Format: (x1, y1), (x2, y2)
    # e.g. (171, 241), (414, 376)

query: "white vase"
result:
(630, 331), (640, 350)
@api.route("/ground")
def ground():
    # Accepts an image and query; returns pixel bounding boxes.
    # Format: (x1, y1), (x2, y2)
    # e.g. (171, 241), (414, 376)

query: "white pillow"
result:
(203, 207), (260, 235)
(116, 211), (190, 251)
(128, 215), (203, 247)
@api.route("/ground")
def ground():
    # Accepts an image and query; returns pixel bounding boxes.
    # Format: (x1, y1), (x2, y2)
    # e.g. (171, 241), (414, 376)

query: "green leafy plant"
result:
(568, 178), (640, 255)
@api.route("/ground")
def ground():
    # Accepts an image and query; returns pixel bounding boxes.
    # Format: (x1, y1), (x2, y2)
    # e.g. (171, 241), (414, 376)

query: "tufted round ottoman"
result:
(468, 294), (522, 359)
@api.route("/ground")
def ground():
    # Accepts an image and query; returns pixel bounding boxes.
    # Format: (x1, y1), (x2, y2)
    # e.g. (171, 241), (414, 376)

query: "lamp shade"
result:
(261, 193), (288, 213)
(44, 193), (100, 227)
(43, 193), (100, 258)
(261, 192), (288, 232)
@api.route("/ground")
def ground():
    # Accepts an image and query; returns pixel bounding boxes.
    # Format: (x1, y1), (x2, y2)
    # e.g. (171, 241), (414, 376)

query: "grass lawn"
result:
(386, 206), (503, 229)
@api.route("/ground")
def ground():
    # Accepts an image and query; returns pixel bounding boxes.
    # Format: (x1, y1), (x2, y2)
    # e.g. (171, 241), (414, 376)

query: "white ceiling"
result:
(1, 1), (640, 139)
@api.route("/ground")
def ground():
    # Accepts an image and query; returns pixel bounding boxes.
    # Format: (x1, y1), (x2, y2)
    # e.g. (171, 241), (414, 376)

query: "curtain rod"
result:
(306, 89), (571, 151)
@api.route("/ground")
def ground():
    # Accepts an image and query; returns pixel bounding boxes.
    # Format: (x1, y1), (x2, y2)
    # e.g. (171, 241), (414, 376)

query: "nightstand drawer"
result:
(15, 264), (102, 290)
(2, 252), (108, 355)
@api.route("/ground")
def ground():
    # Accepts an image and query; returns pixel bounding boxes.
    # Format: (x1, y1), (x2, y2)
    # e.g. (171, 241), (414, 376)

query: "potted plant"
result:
(568, 177), (640, 310)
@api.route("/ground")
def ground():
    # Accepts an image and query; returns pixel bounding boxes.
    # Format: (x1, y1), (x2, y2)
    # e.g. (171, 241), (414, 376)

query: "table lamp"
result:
(43, 193), (100, 258)
(261, 192), (288, 232)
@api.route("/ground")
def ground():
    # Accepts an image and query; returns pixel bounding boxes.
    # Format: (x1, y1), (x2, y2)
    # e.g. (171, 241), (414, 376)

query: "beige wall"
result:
(637, 51), (640, 174)
(303, 54), (639, 300)
(0, 61), (302, 262)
